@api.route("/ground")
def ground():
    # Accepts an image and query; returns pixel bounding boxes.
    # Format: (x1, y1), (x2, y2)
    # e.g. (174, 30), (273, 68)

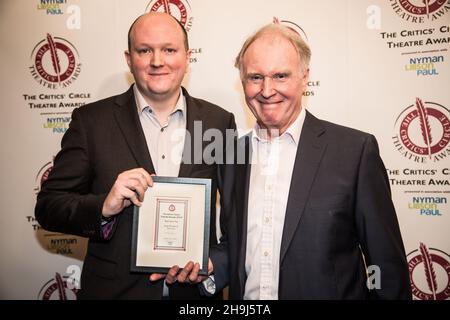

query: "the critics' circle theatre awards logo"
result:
(408, 243), (450, 300)
(146, 0), (193, 31)
(38, 273), (78, 300)
(34, 160), (53, 194)
(272, 17), (308, 42)
(391, 0), (450, 22)
(392, 97), (450, 163)
(29, 34), (81, 89)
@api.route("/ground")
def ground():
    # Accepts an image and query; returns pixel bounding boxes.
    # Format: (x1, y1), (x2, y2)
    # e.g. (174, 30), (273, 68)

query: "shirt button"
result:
(161, 128), (164, 132)
(264, 217), (269, 223)
(162, 155), (165, 159)
(264, 251), (269, 257)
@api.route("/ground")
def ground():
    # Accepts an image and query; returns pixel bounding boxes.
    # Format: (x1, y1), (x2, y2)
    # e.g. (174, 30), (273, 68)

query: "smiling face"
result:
(242, 33), (309, 136)
(125, 13), (190, 106)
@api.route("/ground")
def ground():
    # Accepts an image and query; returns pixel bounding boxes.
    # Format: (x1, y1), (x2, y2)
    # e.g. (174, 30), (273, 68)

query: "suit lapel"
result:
(280, 111), (327, 263)
(178, 88), (201, 178)
(113, 86), (155, 173)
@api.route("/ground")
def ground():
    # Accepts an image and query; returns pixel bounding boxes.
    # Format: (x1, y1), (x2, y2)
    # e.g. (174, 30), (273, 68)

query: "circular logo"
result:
(272, 17), (308, 42)
(37, 273), (79, 300)
(30, 34), (81, 88)
(393, 98), (450, 163)
(169, 204), (176, 211)
(33, 160), (53, 194)
(146, 0), (193, 31)
(399, 0), (447, 16)
(390, 0), (450, 22)
(408, 243), (450, 300)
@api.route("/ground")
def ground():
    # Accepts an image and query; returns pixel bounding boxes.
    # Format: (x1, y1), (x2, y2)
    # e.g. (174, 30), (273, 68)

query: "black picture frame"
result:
(131, 176), (211, 276)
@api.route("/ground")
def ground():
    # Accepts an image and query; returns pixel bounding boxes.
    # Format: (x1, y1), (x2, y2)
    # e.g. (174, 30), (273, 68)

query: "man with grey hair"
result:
(175, 23), (411, 300)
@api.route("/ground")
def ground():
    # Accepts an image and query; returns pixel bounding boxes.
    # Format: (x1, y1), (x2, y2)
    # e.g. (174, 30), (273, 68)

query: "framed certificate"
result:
(131, 176), (211, 275)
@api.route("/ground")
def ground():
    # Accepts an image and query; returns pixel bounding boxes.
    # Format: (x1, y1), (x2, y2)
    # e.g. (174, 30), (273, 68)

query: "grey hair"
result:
(235, 23), (311, 79)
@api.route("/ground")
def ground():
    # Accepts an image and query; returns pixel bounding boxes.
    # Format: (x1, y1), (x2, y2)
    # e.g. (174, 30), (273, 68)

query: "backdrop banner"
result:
(0, 0), (448, 300)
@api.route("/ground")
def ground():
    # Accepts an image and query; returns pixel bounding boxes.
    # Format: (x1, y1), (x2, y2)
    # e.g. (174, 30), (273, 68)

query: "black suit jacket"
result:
(212, 111), (411, 299)
(35, 86), (236, 299)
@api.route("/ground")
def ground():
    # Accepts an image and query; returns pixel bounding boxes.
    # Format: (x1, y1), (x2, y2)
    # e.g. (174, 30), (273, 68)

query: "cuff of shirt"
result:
(200, 275), (216, 296)
(101, 216), (116, 240)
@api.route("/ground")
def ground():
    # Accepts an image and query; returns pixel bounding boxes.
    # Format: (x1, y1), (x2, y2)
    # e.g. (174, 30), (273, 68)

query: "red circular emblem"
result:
(35, 41), (76, 83)
(272, 17), (308, 42)
(40, 166), (53, 186)
(395, 98), (450, 159)
(146, 0), (193, 31)
(399, 0), (447, 16)
(30, 34), (81, 88)
(34, 160), (53, 194)
(37, 273), (78, 300)
(408, 243), (450, 300)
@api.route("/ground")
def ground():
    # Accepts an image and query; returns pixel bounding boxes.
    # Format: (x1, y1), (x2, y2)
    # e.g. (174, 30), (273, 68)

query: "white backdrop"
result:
(0, 0), (449, 300)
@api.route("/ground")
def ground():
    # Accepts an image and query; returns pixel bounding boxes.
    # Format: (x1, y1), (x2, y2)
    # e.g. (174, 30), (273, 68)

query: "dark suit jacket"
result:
(35, 86), (236, 299)
(212, 111), (411, 300)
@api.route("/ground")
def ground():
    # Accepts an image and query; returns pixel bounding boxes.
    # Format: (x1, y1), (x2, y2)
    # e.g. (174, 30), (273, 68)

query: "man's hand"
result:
(102, 168), (153, 218)
(149, 259), (214, 284)
(149, 265), (180, 283)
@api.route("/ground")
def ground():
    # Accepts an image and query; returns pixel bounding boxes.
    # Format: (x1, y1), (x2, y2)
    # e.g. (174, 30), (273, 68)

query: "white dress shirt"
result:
(133, 85), (186, 176)
(244, 107), (306, 300)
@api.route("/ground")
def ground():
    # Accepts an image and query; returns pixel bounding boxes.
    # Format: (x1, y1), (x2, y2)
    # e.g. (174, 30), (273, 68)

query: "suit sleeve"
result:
(35, 108), (107, 240)
(211, 111), (236, 291)
(209, 221), (232, 293)
(217, 112), (237, 236)
(354, 134), (412, 299)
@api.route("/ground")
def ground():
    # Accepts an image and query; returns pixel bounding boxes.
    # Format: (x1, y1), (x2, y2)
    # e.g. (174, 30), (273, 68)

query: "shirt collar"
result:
(133, 84), (186, 116)
(252, 106), (306, 145)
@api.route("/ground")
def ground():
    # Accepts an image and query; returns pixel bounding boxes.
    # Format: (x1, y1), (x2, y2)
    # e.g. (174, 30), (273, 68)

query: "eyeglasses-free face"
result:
(242, 33), (309, 136)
